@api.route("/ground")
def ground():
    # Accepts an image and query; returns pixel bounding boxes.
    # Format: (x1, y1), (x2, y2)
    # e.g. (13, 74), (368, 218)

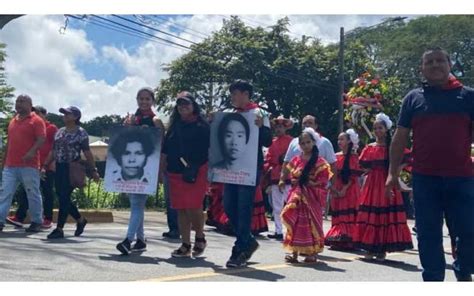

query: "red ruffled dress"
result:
(325, 153), (362, 249)
(353, 144), (413, 253)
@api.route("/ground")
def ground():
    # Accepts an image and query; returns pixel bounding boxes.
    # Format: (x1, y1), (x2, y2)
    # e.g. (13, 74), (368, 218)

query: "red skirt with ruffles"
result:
(325, 176), (360, 249)
(353, 168), (413, 253)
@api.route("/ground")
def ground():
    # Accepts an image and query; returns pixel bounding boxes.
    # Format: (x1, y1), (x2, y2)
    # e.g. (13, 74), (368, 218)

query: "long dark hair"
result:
(110, 128), (155, 166)
(340, 135), (353, 184)
(298, 133), (320, 187)
(384, 127), (392, 169)
(376, 120), (392, 169)
(167, 93), (206, 133)
(218, 113), (250, 159)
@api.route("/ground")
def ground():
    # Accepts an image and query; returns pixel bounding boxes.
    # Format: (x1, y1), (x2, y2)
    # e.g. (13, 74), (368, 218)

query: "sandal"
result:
(303, 255), (318, 263)
(375, 253), (386, 262)
(363, 252), (375, 260)
(192, 236), (207, 257)
(285, 254), (299, 264)
(171, 243), (192, 258)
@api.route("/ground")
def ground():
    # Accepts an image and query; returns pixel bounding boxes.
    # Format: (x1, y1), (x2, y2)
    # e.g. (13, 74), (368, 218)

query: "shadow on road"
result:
(0, 231), (31, 238)
(358, 258), (422, 272)
(290, 261), (346, 272)
(216, 265), (286, 282)
(161, 256), (223, 269)
(317, 254), (353, 263)
(98, 254), (161, 265)
(40, 238), (93, 244)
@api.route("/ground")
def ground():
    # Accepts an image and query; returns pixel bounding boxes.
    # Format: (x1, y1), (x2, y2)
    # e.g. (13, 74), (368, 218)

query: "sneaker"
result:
(74, 218), (87, 237)
(25, 222), (42, 233)
(47, 228), (64, 239)
(116, 238), (131, 255)
(171, 243), (192, 258)
(267, 233), (283, 240)
(162, 231), (180, 239)
(131, 239), (147, 252)
(245, 239), (260, 260)
(6, 216), (24, 227)
(226, 252), (248, 268)
(41, 219), (53, 229)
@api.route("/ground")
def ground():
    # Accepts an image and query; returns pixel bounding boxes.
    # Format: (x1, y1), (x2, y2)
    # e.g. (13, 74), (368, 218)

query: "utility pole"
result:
(337, 27), (345, 134)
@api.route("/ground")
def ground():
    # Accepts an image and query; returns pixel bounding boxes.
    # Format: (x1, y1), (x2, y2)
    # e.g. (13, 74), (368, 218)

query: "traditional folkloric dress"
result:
(281, 156), (332, 254)
(325, 153), (362, 249)
(353, 144), (413, 253)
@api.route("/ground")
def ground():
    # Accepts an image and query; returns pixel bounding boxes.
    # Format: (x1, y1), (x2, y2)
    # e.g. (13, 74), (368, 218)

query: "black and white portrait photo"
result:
(104, 126), (161, 194)
(208, 112), (259, 186)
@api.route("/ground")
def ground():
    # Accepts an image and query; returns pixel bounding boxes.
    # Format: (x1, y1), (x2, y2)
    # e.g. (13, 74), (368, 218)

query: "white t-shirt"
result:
(283, 136), (337, 164)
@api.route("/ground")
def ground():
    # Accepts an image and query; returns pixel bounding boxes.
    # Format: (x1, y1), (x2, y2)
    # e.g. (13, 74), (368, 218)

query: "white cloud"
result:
(0, 15), (155, 121)
(0, 14), (410, 122)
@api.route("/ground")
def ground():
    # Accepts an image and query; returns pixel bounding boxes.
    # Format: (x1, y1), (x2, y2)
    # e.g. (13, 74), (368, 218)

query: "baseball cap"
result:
(176, 91), (195, 104)
(59, 106), (82, 120)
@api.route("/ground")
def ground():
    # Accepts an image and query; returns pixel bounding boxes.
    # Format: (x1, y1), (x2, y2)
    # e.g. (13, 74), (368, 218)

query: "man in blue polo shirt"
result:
(386, 47), (474, 281)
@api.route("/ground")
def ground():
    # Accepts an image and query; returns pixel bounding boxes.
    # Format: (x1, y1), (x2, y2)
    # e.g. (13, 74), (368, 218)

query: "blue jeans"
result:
(413, 173), (474, 281)
(126, 194), (148, 242)
(223, 173), (260, 253)
(163, 174), (178, 233)
(0, 167), (43, 224)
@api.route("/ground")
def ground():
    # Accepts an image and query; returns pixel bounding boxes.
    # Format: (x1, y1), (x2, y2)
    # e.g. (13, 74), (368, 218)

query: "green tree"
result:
(346, 15), (474, 115)
(45, 113), (65, 129)
(82, 114), (124, 137)
(157, 16), (346, 141)
(0, 43), (14, 115)
(0, 43), (15, 147)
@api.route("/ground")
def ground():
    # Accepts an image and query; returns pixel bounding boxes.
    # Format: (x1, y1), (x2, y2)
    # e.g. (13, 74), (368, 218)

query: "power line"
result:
(103, 15), (339, 90)
(112, 14), (198, 45)
(66, 14), (190, 52)
(90, 14), (192, 50)
(149, 15), (210, 40)
(237, 15), (304, 39)
(68, 15), (455, 91)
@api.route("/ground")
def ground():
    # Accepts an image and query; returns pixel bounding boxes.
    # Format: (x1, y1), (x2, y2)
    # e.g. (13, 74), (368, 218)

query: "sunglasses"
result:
(177, 99), (192, 106)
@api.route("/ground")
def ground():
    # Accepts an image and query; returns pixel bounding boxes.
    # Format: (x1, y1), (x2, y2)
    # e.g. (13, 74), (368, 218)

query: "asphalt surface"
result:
(0, 211), (458, 282)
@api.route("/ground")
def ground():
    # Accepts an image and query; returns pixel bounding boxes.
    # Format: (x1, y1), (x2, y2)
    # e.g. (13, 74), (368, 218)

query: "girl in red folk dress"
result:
(354, 113), (413, 261)
(280, 128), (332, 264)
(325, 129), (362, 250)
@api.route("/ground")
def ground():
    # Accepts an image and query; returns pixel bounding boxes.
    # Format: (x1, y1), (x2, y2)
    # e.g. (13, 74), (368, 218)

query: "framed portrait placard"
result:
(104, 126), (161, 195)
(208, 112), (259, 186)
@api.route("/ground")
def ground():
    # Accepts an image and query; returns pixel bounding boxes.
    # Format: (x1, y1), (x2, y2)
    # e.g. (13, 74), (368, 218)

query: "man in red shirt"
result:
(387, 48), (474, 281)
(6, 106), (58, 229)
(264, 116), (293, 240)
(0, 95), (46, 233)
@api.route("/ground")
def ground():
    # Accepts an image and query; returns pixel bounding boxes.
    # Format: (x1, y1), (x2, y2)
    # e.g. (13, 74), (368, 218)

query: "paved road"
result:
(0, 211), (458, 281)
